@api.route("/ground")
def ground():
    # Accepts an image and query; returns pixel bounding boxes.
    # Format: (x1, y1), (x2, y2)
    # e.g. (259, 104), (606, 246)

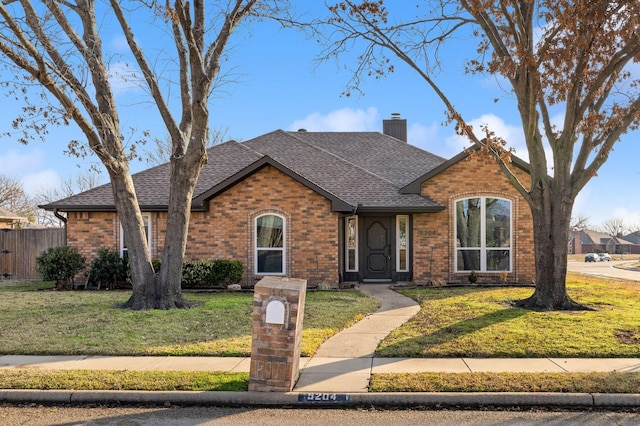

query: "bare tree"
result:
(570, 213), (591, 232)
(144, 127), (229, 167)
(0, 175), (35, 222)
(601, 217), (627, 237)
(321, 1), (640, 309)
(32, 171), (102, 227)
(0, 1), (294, 309)
(627, 224), (640, 235)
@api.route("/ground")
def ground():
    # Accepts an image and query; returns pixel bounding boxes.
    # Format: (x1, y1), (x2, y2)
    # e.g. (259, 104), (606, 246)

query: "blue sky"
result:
(0, 3), (638, 231)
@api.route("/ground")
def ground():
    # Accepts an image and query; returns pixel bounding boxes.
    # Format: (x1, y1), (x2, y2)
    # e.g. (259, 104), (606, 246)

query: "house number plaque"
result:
(298, 393), (350, 403)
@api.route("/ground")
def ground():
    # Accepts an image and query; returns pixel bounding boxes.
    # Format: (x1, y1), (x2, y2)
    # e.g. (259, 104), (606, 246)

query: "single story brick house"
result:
(0, 208), (27, 229)
(42, 118), (535, 286)
(569, 229), (640, 255)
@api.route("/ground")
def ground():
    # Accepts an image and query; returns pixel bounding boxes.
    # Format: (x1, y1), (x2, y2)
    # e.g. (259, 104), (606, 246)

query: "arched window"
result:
(255, 214), (285, 275)
(455, 197), (511, 272)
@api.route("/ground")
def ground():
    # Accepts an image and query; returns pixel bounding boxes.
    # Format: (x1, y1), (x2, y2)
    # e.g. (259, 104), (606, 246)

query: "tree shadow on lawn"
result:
(379, 306), (529, 357)
(397, 285), (498, 303)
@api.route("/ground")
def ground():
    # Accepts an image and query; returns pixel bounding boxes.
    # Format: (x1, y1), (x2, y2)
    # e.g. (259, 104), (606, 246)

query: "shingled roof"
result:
(42, 129), (449, 213)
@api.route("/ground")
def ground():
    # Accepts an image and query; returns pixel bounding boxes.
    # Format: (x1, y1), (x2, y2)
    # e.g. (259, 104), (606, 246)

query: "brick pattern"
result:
(249, 277), (306, 392)
(67, 166), (340, 287)
(65, 153), (535, 286)
(413, 150), (535, 284)
(66, 211), (118, 264)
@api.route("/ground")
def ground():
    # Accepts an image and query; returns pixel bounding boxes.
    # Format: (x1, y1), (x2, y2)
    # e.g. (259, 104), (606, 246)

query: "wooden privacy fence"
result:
(0, 228), (66, 280)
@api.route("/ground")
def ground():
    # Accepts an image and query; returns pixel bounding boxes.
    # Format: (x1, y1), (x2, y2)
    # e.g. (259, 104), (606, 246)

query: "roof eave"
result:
(40, 204), (173, 213)
(191, 155), (355, 213)
(355, 206), (445, 214)
(401, 145), (532, 194)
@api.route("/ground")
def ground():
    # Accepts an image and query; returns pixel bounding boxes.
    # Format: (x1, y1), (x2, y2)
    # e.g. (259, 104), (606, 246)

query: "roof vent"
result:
(383, 113), (407, 142)
(297, 128), (307, 132)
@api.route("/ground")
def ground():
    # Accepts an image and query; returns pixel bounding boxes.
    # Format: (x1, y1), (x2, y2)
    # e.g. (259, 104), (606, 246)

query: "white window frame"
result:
(254, 213), (286, 275)
(120, 213), (151, 258)
(396, 215), (409, 272)
(454, 197), (512, 273)
(345, 215), (358, 272)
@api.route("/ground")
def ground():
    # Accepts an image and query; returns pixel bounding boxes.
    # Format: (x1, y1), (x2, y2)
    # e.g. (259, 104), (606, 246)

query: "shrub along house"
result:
(42, 117), (535, 287)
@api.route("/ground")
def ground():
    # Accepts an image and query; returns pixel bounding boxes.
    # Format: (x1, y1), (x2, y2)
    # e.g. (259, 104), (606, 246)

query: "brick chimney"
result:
(382, 113), (407, 142)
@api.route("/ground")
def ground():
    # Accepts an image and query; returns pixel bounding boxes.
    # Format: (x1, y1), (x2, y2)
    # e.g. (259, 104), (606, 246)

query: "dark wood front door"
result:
(363, 216), (393, 281)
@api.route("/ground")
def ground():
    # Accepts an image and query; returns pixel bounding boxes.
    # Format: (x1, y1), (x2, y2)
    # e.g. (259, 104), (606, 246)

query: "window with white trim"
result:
(455, 197), (511, 272)
(255, 213), (285, 275)
(120, 214), (151, 258)
(345, 216), (358, 272)
(396, 215), (409, 272)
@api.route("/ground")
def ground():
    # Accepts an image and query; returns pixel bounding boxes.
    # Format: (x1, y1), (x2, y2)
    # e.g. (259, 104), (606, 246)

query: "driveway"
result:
(567, 259), (640, 282)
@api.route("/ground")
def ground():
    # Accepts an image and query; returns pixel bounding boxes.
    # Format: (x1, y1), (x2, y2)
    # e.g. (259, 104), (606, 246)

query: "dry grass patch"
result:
(379, 273), (640, 358)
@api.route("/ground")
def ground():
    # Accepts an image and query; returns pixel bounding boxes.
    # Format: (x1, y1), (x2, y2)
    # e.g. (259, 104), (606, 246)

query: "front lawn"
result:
(378, 272), (640, 358)
(3, 273), (640, 393)
(0, 289), (379, 357)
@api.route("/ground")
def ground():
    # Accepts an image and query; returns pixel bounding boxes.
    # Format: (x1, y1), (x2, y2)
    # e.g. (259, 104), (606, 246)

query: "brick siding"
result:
(67, 166), (339, 287)
(66, 152), (535, 286)
(414, 150), (535, 284)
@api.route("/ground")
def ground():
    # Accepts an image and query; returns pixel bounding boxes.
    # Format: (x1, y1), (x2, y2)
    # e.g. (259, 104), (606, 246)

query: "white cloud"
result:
(22, 170), (62, 195)
(407, 122), (442, 153)
(572, 187), (591, 222)
(109, 35), (130, 53)
(612, 207), (640, 230)
(0, 149), (46, 176)
(108, 61), (144, 94)
(288, 107), (379, 132)
(444, 113), (527, 159)
(0, 148), (64, 195)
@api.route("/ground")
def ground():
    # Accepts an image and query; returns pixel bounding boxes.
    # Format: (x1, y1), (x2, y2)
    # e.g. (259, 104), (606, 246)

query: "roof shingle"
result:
(42, 130), (449, 213)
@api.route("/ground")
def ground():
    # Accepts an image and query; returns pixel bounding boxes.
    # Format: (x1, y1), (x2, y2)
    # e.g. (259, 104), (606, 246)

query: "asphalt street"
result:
(567, 259), (640, 282)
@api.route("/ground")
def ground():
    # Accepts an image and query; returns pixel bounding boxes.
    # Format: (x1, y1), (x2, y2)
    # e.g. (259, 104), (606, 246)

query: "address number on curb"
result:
(298, 393), (350, 403)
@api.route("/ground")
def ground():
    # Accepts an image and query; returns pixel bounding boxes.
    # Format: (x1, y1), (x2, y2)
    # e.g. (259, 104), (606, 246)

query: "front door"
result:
(362, 216), (393, 281)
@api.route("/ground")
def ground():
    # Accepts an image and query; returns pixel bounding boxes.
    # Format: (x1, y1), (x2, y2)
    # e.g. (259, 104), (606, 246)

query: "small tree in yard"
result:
(322, 1), (640, 310)
(36, 246), (85, 290)
(0, 1), (295, 309)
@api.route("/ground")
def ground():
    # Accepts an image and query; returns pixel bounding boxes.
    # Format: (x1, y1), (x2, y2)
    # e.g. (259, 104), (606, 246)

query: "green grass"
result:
(370, 372), (640, 393)
(0, 289), (379, 357)
(377, 273), (640, 358)
(0, 279), (54, 292)
(0, 369), (248, 391)
(4, 273), (640, 393)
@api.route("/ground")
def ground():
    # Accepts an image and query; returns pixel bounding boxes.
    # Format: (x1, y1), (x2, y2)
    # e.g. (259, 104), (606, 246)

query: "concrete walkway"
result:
(294, 284), (420, 392)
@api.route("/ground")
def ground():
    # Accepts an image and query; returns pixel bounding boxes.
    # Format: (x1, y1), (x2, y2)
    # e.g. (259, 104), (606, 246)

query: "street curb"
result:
(2, 390), (640, 408)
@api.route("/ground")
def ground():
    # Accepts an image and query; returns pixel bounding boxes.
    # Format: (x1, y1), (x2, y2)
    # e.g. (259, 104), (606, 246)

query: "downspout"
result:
(54, 209), (67, 224)
(54, 209), (68, 245)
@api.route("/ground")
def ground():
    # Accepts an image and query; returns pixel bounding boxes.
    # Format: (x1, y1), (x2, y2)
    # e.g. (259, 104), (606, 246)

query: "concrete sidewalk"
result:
(2, 355), (639, 376)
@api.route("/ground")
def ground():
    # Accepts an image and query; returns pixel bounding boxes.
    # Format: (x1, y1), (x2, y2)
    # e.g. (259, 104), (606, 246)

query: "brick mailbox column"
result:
(249, 276), (307, 392)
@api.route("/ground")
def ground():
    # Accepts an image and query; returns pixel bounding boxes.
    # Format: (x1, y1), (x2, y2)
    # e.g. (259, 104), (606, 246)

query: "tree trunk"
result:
(515, 183), (588, 311)
(155, 154), (204, 310)
(105, 172), (159, 310)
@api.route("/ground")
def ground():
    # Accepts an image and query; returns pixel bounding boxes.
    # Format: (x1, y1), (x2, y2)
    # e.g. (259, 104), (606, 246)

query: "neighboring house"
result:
(624, 231), (640, 244)
(569, 229), (639, 254)
(41, 118), (535, 286)
(623, 231), (640, 254)
(0, 208), (27, 229)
